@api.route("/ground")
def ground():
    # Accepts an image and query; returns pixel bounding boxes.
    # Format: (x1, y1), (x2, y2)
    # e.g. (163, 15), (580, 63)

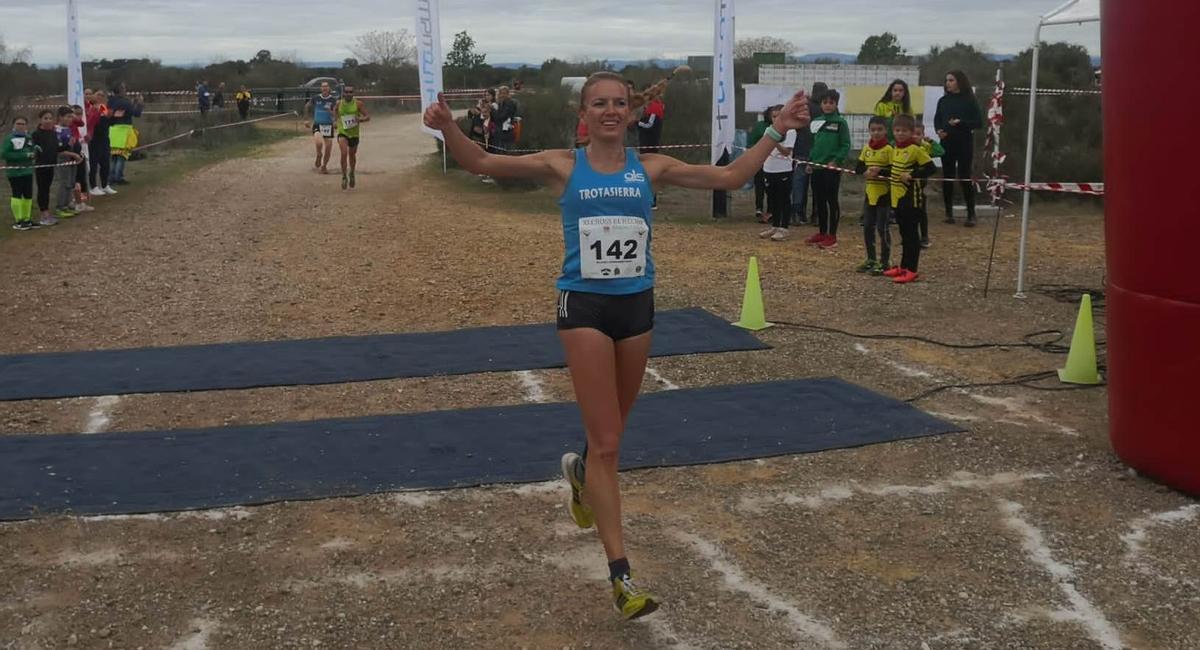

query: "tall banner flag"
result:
(66, 0), (85, 108)
(416, 0), (445, 140)
(711, 0), (735, 164)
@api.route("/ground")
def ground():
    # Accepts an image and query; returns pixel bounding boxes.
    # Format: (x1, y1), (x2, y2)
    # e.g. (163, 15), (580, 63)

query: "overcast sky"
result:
(2, 0), (1100, 66)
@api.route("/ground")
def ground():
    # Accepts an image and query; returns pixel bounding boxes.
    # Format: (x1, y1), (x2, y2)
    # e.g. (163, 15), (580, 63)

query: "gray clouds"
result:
(2, 0), (1099, 65)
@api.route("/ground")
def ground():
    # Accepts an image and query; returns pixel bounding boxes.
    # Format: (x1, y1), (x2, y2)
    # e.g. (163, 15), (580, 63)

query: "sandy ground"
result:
(1, 113), (1197, 650)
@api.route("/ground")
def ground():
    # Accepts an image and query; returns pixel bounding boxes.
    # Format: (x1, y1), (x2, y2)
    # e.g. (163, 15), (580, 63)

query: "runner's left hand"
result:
(772, 90), (811, 132)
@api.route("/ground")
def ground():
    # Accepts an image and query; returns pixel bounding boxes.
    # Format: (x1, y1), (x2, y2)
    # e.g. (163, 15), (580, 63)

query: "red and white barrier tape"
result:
(129, 112), (300, 153)
(1007, 87), (1102, 96)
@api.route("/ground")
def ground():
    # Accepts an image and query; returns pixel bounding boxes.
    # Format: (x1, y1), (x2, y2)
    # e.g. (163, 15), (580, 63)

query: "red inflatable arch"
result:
(1104, 1), (1200, 495)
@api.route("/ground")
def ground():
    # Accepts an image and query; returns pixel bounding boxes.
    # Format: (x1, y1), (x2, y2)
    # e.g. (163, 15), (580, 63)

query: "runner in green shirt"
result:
(334, 85), (371, 189)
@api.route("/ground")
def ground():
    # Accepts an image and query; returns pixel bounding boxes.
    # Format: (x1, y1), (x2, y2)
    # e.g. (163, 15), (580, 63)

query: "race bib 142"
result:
(578, 216), (649, 280)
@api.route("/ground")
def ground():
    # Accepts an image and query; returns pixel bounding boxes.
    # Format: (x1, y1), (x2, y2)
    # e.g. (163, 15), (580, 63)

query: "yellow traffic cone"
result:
(733, 256), (773, 331)
(1058, 294), (1101, 384)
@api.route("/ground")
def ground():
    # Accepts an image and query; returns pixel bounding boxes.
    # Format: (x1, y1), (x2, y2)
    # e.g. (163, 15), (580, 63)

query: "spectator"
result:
(86, 89), (114, 194)
(758, 105), (797, 241)
(934, 69), (983, 226)
(107, 82), (144, 185)
(493, 86), (519, 154)
(873, 79), (914, 144)
(637, 90), (665, 209)
(53, 106), (84, 219)
(197, 79), (211, 115)
(212, 82), (226, 109)
(235, 85), (252, 121)
(791, 81), (827, 225)
(748, 108), (770, 223)
(806, 89), (851, 249)
(3, 116), (37, 230)
(68, 105), (92, 212)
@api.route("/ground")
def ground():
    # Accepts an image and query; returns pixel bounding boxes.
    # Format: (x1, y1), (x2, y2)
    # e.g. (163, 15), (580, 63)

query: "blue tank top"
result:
(557, 148), (655, 295)
(312, 94), (338, 125)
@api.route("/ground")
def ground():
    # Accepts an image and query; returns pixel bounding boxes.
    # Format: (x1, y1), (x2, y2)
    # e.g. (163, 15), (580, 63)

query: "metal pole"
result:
(1015, 23), (1042, 298)
(442, 144), (447, 175)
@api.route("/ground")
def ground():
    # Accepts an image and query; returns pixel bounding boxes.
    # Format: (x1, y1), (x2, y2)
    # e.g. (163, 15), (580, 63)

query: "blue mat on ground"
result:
(0, 378), (960, 520)
(0, 308), (766, 402)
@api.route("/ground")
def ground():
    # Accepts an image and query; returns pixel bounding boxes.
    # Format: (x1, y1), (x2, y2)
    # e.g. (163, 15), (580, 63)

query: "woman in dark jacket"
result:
(934, 70), (983, 226)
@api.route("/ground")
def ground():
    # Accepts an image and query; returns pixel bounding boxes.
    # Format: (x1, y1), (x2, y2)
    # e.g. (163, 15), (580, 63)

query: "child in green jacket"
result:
(2, 117), (37, 230)
(805, 90), (851, 249)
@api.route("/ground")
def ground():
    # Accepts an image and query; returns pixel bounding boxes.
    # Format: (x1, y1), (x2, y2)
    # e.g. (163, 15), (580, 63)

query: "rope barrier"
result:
(474, 140), (1103, 196)
(1008, 87), (1102, 96)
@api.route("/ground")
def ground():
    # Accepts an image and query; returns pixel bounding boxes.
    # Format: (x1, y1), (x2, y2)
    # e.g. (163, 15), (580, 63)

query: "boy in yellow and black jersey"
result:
(854, 116), (892, 274)
(881, 114), (938, 284)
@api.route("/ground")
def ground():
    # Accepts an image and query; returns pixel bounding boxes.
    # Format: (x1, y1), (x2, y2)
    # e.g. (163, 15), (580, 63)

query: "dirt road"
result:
(1, 113), (1196, 649)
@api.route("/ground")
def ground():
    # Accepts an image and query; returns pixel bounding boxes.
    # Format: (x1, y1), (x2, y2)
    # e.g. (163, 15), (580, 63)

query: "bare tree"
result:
(734, 36), (796, 61)
(350, 30), (416, 68)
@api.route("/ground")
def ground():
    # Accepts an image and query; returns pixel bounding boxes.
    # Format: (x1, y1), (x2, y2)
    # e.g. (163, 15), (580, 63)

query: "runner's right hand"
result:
(423, 93), (454, 131)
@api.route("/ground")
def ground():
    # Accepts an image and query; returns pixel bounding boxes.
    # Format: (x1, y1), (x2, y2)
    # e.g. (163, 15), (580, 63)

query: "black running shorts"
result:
(337, 134), (360, 148)
(556, 288), (654, 341)
(312, 123), (334, 138)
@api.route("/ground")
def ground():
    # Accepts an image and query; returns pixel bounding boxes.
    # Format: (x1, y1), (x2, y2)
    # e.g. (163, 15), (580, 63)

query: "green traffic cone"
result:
(733, 256), (773, 331)
(1058, 293), (1101, 385)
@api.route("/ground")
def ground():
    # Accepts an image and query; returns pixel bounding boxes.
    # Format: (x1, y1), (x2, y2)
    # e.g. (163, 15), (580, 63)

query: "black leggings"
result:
(89, 140), (111, 188)
(896, 202), (923, 272)
(812, 168), (842, 236)
(765, 171), (793, 228)
(753, 170), (766, 214)
(8, 175), (33, 200)
(35, 167), (54, 211)
(941, 136), (976, 219)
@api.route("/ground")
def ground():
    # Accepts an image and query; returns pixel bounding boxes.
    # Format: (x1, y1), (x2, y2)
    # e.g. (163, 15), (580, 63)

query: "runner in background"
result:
(333, 85), (370, 190)
(235, 86), (252, 121)
(305, 81), (339, 173)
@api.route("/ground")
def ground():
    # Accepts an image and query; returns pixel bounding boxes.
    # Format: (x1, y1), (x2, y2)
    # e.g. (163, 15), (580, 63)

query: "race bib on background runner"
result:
(578, 216), (648, 280)
(11, 137), (26, 150)
(341, 115), (358, 130)
(318, 124), (333, 137)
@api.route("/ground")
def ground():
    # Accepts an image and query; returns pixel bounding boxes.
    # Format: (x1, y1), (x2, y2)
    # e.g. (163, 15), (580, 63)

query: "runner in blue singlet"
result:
(423, 73), (811, 621)
(304, 81), (340, 173)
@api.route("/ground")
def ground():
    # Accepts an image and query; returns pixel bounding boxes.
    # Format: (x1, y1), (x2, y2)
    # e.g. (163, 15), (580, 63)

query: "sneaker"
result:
(341, 175), (349, 190)
(770, 228), (790, 241)
(920, 238), (931, 249)
(819, 235), (838, 250)
(804, 232), (825, 245)
(11, 221), (33, 231)
(868, 262), (886, 276)
(78, 203), (96, 212)
(612, 573), (660, 620)
(88, 187), (105, 197)
(965, 216), (977, 228)
(893, 269), (920, 284)
(882, 266), (904, 278)
(481, 176), (495, 184)
(38, 215), (59, 227)
(560, 453), (594, 529)
(103, 186), (118, 195)
(856, 259), (876, 273)
(759, 226), (778, 239)
(112, 179), (129, 185)
(943, 216), (955, 224)
(754, 210), (764, 223)
(348, 172), (356, 189)
(54, 209), (75, 219)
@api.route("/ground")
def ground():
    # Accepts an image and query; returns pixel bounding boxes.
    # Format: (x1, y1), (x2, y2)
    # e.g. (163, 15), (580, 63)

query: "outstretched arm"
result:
(645, 89), (810, 191)
(423, 92), (564, 184)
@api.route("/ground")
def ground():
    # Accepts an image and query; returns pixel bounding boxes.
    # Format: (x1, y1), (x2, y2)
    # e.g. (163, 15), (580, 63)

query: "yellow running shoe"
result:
(612, 573), (660, 620)
(561, 452), (594, 529)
